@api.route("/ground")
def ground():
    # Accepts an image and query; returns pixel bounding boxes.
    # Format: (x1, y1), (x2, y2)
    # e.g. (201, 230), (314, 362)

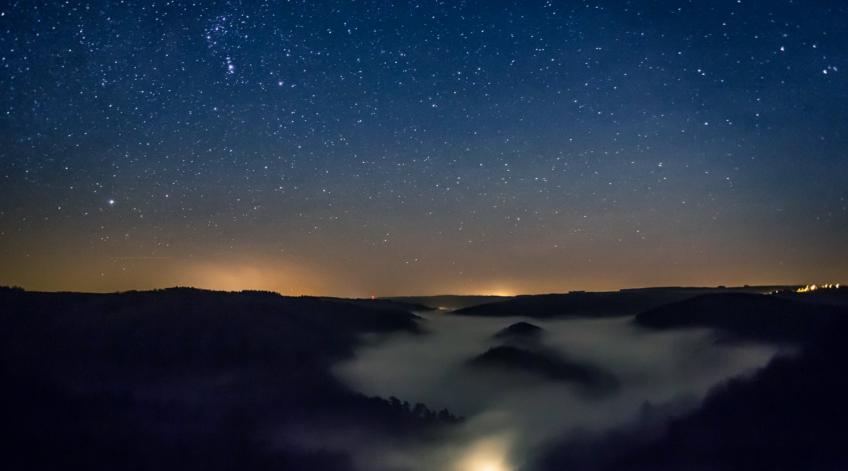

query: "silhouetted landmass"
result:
(493, 321), (545, 342)
(325, 297), (434, 312)
(453, 286), (791, 318)
(0, 287), (459, 471)
(634, 292), (844, 343)
(384, 295), (512, 310)
(468, 345), (617, 393)
(534, 291), (848, 470)
(533, 316), (848, 471)
(774, 286), (848, 307)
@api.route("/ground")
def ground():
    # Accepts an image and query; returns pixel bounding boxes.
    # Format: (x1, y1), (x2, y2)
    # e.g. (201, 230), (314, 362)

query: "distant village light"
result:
(796, 283), (841, 293)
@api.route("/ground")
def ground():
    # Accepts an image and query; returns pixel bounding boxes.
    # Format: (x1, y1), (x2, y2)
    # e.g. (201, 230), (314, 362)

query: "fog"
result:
(331, 312), (783, 471)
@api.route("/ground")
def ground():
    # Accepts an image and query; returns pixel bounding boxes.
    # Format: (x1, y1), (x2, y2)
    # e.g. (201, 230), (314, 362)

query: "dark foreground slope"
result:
(533, 291), (848, 471)
(454, 286), (787, 318)
(0, 287), (459, 471)
(533, 320), (848, 471)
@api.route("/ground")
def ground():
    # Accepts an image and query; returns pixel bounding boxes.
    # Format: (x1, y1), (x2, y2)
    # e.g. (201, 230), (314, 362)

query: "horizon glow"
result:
(1, 1), (847, 296)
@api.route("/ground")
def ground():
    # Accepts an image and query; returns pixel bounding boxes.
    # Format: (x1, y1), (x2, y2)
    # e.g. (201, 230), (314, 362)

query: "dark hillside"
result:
(453, 287), (777, 318)
(634, 292), (844, 343)
(0, 287), (458, 471)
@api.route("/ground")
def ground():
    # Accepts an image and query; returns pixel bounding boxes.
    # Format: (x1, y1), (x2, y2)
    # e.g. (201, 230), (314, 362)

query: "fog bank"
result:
(333, 313), (782, 470)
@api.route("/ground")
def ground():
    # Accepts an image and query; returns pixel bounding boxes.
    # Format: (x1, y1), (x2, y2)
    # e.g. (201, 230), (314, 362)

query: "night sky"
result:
(1, 1), (846, 296)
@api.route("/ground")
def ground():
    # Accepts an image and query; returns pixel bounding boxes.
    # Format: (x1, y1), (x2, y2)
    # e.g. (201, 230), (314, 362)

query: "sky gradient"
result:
(1, 0), (847, 296)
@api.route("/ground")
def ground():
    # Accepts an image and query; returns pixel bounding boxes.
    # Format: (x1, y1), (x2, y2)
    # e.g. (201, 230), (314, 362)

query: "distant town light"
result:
(797, 283), (841, 293)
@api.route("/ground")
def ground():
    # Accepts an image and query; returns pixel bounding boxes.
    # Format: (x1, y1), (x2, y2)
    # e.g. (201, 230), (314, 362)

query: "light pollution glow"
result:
(1, 244), (842, 297)
(454, 435), (514, 471)
(0, 213), (844, 297)
(1, 0), (847, 298)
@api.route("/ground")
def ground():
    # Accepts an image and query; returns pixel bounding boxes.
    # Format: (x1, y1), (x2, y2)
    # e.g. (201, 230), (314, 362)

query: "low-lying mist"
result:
(332, 313), (783, 470)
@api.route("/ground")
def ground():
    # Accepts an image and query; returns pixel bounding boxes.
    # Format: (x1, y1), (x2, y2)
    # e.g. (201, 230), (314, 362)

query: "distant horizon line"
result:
(2, 282), (827, 299)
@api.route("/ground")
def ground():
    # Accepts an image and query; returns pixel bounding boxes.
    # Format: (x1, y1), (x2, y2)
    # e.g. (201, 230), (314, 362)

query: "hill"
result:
(493, 321), (545, 342)
(467, 345), (617, 394)
(634, 292), (845, 343)
(453, 286), (790, 318)
(382, 295), (511, 310)
(0, 287), (459, 471)
(533, 316), (848, 471)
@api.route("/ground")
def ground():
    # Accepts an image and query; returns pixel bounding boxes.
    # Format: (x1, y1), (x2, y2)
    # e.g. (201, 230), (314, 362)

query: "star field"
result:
(1, 0), (847, 296)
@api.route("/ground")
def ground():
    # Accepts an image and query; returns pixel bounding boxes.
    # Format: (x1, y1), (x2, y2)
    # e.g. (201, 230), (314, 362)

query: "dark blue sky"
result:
(1, 0), (846, 295)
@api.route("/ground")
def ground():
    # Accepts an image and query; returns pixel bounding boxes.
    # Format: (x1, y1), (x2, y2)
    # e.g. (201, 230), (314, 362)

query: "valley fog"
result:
(333, 312), (782, 471)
